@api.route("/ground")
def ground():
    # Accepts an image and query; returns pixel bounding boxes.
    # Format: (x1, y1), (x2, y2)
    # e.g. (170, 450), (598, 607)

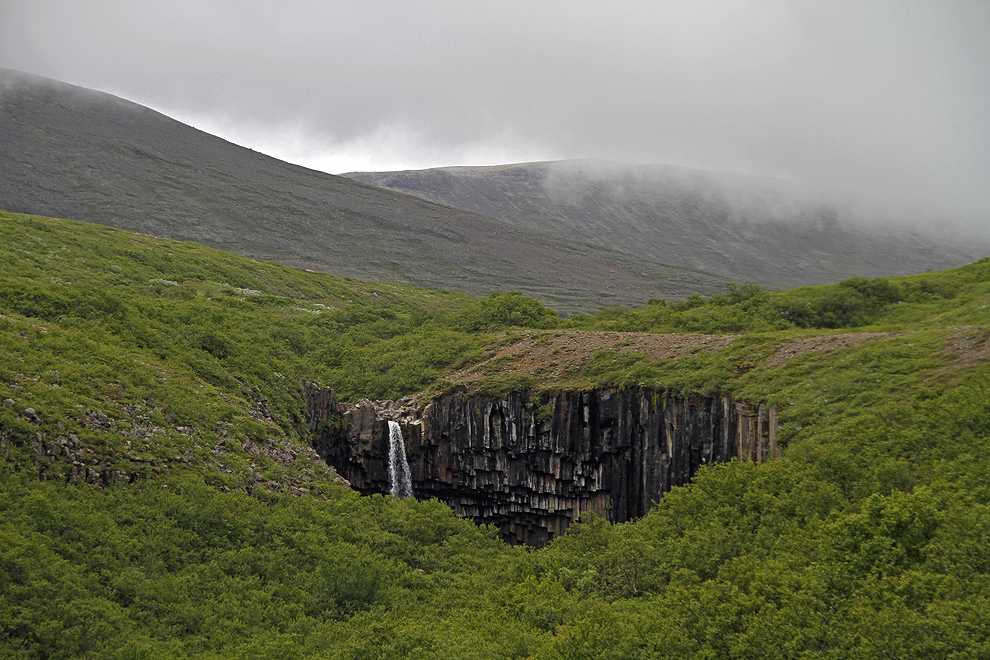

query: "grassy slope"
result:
(0, 70), (733, 315)
(0, 210), (506, 489)
(2, 210), (990, 658)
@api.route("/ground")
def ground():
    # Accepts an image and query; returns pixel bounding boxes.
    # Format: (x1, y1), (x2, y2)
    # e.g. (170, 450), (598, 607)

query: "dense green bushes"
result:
(533, 427), (990, 658)
(4, 210), (990, 658)
(450, 290), (559, 332)
(0, 471), (516, 659)
(5, 375), (990, 659)
(568, 265), (983, 334)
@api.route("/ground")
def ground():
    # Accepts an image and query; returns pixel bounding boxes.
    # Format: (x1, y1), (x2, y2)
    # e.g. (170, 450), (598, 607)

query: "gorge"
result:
(304, 382), (777, 546)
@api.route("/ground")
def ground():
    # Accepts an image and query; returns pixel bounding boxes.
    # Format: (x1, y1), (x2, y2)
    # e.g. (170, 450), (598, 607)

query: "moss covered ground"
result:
(2, 210), (990, 658)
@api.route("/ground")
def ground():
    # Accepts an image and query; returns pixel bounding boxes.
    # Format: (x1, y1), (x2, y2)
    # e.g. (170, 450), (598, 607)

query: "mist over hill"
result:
(346, 159), (985, 289)
(0, 69), (733, 315)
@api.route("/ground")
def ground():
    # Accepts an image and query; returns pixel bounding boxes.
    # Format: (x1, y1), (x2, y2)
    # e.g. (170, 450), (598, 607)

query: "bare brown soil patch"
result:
(768, 326), (990, 369)
(943, 326), (990, 368)
(442, 325), (990, 387)
(764, 332), (898, 368)
(443, 330), (736, 384)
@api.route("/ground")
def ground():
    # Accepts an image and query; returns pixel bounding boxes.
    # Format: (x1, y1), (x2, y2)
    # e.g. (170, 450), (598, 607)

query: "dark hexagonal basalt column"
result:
(303, 382), (776, 547)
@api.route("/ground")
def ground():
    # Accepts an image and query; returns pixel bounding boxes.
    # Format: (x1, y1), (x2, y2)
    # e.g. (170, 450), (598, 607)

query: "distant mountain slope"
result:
(0, 70), (732, 314)
(345, 159), (984, 289)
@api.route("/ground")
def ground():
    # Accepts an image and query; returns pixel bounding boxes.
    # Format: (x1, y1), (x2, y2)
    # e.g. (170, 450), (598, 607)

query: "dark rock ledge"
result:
(303, 382), (777, 547)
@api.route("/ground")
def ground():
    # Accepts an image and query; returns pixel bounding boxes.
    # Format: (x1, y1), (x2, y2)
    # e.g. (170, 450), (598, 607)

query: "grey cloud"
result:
(1, 0), (988, 228)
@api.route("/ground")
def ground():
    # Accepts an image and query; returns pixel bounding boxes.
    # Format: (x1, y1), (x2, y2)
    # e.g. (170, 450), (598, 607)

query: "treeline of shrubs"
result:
(566, 263), (983, 333)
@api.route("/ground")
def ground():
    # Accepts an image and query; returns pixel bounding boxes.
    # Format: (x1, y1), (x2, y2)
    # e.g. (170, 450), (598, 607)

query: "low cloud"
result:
(1, 0), (988, 229)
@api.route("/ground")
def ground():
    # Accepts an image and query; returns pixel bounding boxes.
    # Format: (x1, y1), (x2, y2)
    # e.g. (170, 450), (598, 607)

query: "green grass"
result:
(3, 209), (990, 658)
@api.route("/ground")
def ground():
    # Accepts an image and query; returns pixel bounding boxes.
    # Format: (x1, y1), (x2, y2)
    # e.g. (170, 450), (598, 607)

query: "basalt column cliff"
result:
(303, 382), (777, 546)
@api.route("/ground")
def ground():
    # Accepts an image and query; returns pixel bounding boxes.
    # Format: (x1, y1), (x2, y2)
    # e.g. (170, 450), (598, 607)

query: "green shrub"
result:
(452, 291), (558, 332)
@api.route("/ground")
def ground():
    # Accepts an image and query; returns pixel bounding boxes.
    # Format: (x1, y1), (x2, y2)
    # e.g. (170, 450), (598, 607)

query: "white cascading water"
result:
(387, 420), (414, 498)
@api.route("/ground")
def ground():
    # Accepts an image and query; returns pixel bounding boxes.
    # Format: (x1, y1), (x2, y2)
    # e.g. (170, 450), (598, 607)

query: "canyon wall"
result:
(303, 382), (776, 546)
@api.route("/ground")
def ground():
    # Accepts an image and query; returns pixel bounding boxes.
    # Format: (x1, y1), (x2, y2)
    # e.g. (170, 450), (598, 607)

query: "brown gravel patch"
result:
(443, 330), (736, 384)
(442, 326), (990, 387)
(764, 332), (898, 368)
(943, 326), (990, 368)
(767, 326), (990, 369)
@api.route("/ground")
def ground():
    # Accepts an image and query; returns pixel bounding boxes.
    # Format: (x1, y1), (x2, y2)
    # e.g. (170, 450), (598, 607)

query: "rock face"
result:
(303, 382), (777, 546)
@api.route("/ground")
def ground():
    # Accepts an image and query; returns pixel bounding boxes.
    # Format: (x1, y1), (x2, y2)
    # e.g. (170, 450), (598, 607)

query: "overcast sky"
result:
(2, 0), (989, 225)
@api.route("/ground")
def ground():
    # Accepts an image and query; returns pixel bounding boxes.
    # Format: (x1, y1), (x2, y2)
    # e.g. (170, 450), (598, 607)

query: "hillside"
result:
(3, 209), (990, 657)
(345, 159), (984, 289)
(0, 69), (733, 315)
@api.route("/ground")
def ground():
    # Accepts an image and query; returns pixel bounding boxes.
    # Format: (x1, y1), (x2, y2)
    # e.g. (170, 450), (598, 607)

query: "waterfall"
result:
(387, 420), (414, 498)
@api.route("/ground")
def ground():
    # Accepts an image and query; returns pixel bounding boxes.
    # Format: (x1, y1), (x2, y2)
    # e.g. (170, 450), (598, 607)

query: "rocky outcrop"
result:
(303, 382), (777, 546)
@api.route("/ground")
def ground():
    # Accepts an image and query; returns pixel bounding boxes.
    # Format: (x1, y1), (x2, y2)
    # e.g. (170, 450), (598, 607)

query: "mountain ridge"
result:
(0, 69), (732, 315)
(345, 158), (984, 288)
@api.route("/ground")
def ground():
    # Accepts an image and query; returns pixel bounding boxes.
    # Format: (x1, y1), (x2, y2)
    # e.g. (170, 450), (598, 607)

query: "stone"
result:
(22, 407), (40, 424)
(304, 382), (776, 547)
